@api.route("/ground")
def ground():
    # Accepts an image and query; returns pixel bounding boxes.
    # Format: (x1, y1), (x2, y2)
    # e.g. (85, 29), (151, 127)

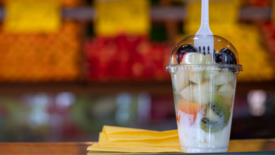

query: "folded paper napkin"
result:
(87, 126), (185, 154)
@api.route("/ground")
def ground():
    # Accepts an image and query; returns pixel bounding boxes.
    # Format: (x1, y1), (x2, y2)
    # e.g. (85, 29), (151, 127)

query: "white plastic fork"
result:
(195, 0), (214, 58)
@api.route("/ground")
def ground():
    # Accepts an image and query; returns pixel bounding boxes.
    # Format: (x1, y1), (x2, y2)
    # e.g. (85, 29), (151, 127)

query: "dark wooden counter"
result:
(0, 140), (274, 154)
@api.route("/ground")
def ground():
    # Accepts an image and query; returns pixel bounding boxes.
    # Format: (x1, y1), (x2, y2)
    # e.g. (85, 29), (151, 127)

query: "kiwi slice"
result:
(200, 95), (230, 133)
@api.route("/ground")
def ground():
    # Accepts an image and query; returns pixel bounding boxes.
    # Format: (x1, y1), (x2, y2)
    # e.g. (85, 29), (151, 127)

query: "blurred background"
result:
(0, 0), (274, 142)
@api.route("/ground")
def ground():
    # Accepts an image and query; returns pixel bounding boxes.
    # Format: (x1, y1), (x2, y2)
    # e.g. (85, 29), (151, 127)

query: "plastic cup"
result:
(166, 35), (242, 153)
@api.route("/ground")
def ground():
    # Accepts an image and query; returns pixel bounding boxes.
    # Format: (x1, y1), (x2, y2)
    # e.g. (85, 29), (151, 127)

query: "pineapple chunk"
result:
(213, 71), (235, 85)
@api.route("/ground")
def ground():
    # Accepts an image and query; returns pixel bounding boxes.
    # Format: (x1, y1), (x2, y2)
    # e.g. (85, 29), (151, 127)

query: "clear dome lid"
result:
(166, 35), (243, 73)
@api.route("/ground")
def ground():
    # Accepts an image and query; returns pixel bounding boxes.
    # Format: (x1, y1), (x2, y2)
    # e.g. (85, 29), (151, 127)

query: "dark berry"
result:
(215, 48), (237, 65)
(176, 44), (198, 64)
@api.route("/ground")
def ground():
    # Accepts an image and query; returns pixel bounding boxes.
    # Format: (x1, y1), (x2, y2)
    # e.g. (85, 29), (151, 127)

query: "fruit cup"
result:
(166, 35), (242, 153)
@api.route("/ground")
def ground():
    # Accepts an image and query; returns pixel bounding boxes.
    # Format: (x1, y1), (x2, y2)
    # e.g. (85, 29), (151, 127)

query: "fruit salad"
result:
(167, 36), (242, 153)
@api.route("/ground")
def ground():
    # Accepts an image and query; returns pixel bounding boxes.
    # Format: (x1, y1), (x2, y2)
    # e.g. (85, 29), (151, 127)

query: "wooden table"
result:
(0, 140), (274, 154)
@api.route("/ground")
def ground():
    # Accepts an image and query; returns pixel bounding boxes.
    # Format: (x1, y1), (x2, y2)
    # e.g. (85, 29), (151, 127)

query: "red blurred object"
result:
(259, 21), (275, 59)
(85, 34), (171, 81)
(247, 0), (271, 7)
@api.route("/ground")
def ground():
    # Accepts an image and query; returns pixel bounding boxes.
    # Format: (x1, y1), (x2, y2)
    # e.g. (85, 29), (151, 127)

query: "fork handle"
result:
(202, 0), (209, 26)
(196, 0), (213, 36)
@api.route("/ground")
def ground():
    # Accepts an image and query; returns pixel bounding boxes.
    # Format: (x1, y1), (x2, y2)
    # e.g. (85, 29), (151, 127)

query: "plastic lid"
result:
(166, 35), (243, 73)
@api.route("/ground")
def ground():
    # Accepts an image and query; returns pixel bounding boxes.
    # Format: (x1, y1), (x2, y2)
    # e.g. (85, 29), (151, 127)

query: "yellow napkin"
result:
(103, 126), (178, 141)
(87, 126), (185, 153)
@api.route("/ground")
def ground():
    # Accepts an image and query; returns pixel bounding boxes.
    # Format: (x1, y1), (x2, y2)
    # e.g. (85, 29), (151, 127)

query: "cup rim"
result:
(166, 64), (243, 73)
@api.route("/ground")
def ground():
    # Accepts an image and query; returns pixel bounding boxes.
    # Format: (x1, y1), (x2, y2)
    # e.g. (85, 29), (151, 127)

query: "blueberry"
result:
(176, 44), (198, 64)
(215, 48), (237, 65)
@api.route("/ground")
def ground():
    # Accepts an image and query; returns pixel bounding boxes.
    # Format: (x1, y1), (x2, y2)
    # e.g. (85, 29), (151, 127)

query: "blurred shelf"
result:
(0, 81), (173, 95)
(0, 7), (271, 21)
(0, 81), (274, 95)
(231, 117), (275, 139)
(236, 81), (275, 95)
(57, 7), (274, 21)
(54, 7), (274, 21)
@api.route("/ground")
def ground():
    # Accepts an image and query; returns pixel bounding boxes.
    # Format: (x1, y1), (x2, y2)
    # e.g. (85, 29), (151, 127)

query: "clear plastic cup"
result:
(166, 35), (242, 153)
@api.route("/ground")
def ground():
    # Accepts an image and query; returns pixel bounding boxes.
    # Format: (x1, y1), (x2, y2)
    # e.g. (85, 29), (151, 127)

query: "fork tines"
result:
(198, 46), (211, 55)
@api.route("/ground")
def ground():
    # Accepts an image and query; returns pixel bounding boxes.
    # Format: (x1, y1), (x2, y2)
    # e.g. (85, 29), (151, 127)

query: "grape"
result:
(176, 44), (198, 64)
